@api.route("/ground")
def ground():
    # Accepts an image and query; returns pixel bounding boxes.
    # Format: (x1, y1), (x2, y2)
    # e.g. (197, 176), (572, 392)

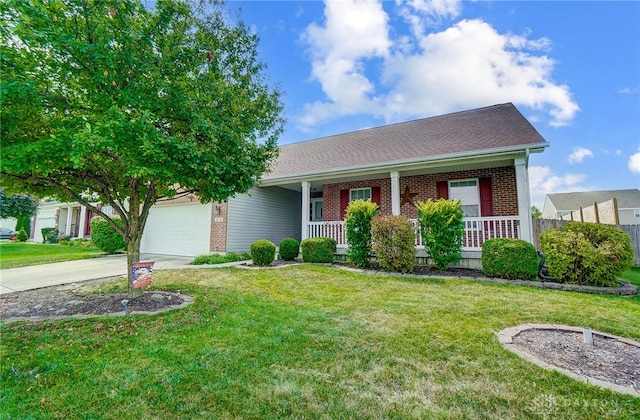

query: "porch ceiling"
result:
(262, 156), (517, 192)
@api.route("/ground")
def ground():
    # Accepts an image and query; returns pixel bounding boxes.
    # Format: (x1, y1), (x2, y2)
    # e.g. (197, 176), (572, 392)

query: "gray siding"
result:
(226, 186), (302, 252)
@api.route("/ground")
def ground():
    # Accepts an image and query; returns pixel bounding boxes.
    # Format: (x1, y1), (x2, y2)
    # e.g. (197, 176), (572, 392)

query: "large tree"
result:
(1, 0), (284, 296)
(0, 190), (38, 220)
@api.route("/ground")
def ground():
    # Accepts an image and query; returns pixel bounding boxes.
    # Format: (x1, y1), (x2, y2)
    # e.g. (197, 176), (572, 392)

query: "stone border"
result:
(324, 264), (638, 296)
(498, 323), (640, 397)
(486, 279), (638, 296)
(1, 294), (194, 324)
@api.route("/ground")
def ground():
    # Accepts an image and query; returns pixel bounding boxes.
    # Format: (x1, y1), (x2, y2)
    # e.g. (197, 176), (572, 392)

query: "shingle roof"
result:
(265, 103), (547, 180)
(546, 189), (640, 210)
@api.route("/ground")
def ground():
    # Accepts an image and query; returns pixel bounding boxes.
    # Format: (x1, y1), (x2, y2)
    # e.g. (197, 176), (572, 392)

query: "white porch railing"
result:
(308, 220), (347, 245)
(308, 216), (520, 251)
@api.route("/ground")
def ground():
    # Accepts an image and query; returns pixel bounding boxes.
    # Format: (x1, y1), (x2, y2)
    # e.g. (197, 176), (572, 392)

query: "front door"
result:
(310, 198), (323, 221)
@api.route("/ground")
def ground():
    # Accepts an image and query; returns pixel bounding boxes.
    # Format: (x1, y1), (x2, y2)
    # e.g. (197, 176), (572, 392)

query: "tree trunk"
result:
(127, 178), (143, 298)
(127, 234), (143, 298)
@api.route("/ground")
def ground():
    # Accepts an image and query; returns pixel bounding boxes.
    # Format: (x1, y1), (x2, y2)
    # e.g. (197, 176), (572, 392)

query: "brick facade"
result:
(323, 177), (392, 220)
(210, 202), (228, 253)
(322, 166), (517, 221)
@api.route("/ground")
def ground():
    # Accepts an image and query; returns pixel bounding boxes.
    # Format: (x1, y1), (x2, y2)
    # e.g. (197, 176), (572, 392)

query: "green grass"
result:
(622, 267), (640, 287)
(191, 252), (251, 265)
(0, 242), (104, 269)
(1, 265), (639, 418)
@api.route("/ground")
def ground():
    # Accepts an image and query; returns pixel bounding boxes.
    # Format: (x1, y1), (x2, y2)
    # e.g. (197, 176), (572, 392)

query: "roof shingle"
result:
(265, 103), (547, 180)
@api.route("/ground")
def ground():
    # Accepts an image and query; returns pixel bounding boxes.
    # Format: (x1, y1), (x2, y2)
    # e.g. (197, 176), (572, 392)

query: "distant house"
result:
(32, 200), (115, 243)
(31, 103), (549, 267)
(541, 189), (640, 225)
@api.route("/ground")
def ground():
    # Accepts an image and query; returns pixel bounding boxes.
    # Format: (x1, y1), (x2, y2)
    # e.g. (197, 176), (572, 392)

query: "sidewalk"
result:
(0, 254), (195, 295)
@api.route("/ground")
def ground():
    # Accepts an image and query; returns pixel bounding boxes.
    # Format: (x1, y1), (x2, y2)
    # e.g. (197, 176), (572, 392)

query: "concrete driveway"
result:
(0, 254), (195, 295)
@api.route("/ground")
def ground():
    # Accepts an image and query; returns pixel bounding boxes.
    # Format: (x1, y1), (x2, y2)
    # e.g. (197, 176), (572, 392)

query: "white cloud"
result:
(397, 0), (462, 36)
(618, 85), (640, 94)
(528, 165), (588, 208)
(298, 0), (579, 129)
(629, 152), (640, 174)
(568, 146), (594, 164)
(299, 0), (390, 126)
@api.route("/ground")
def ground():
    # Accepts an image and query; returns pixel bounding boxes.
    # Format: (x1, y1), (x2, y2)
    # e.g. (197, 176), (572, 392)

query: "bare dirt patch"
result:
(1, 284), (189, 322)
(501, 325), (640, 397)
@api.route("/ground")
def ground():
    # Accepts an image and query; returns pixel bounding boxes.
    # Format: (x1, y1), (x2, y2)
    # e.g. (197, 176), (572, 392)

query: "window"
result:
(634, 209), (640, 218)
(350, 187), (371, 202)
(449, 179), (479, 217)
(310, 199), (323, 221)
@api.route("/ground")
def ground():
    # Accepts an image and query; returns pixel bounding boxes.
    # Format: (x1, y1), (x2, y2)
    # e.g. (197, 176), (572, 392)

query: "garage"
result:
(141, 202), (212, 256)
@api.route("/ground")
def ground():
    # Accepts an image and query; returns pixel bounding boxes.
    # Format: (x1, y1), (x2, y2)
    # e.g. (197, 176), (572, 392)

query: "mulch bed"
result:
(1, 288), (187, 322)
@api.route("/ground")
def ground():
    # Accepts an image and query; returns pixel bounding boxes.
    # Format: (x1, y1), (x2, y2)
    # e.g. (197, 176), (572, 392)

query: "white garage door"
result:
(141, 203), (212, 256)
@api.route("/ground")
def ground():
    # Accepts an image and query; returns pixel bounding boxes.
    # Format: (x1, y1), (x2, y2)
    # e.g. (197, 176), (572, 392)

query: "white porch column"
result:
(65, 206), (73, 236)
(514, 157), (533, 244)
(77, 206), (87, 238)
(301, 181), (310, 241)
(390, 171), (400, 215)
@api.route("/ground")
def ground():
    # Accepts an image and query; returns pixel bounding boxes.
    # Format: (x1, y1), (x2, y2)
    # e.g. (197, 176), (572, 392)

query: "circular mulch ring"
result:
(499, 324), (640, 397)
(1, 284), (194, 323)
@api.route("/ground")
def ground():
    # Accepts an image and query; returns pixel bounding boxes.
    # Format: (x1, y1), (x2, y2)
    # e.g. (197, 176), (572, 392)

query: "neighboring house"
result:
(542, 189), (640, 225)
(30, 103), (548, 267)
(139, 102), (548, 267)
(32, 200), (113, 242)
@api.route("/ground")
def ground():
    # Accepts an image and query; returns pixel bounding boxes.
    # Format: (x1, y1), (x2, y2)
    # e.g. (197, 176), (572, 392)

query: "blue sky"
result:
(229, 0), (639, 208)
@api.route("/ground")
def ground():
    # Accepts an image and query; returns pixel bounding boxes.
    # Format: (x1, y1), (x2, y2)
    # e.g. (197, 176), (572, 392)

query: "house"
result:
(139, 103), (549, 268)
(542, 189), (640, 225)
(32, 200), (115, 242)
(29, 103), (547, 267)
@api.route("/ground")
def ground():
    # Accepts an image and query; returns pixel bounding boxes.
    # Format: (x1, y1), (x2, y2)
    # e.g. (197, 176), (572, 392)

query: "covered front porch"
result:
(293, 155), (532, 252)
(307, 216), (521, 252)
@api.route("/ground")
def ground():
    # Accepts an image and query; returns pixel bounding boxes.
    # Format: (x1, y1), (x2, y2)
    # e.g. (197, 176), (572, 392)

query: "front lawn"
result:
(0, 242), (104, 269)
(1, 265), (638, 418)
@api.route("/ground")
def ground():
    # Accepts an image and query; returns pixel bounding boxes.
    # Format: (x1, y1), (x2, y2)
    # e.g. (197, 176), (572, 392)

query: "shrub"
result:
(89, 217), (126, 254)
(345, 199), (379, 268)
(16, 228), (28, 242)
(416, 199), (464, 271)
(15, 215), (31, 238)
(60, 238), (95, 248)
(482, 238), (538, 280)
(539, 222), (633, 287)
(250, 239), (276, 266)
(301, 237), (336, 263)
(192, 252), (251, 265)
(41, 227), (59, 244)
(278, 238), (300, 261)
(371, 215), (416, 273)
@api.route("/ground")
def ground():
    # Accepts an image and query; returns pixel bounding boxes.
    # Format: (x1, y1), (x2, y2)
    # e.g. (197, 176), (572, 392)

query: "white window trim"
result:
(310, 198), (323, 221)
(350, 187), (372, 202)
(448, 178), (480, 218)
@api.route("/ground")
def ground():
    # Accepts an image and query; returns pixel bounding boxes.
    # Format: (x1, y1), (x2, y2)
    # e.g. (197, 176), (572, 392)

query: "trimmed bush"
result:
(278, 238), (300, 261)
(89, 217), (126, 254)
(60, 238), (95, 248)
(371, 215), (416, 273)
(416, 199), (464, 271)
(301, 237), (336, 263)
(345, 199), (379, 268)
(16, 228), (28, 242)
(482, 238), (538, 280)
(41, 227), (59, 244)
(15, 215), (31, 238)
(539, 222), (633, 287)
(250, 239), (276, 266)
(192, 252), (251, 265)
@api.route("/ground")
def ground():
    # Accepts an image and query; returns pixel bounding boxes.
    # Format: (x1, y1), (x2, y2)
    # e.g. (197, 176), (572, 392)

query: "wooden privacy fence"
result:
(562, 197), (620, 225)
(532, 218), (640, 267)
